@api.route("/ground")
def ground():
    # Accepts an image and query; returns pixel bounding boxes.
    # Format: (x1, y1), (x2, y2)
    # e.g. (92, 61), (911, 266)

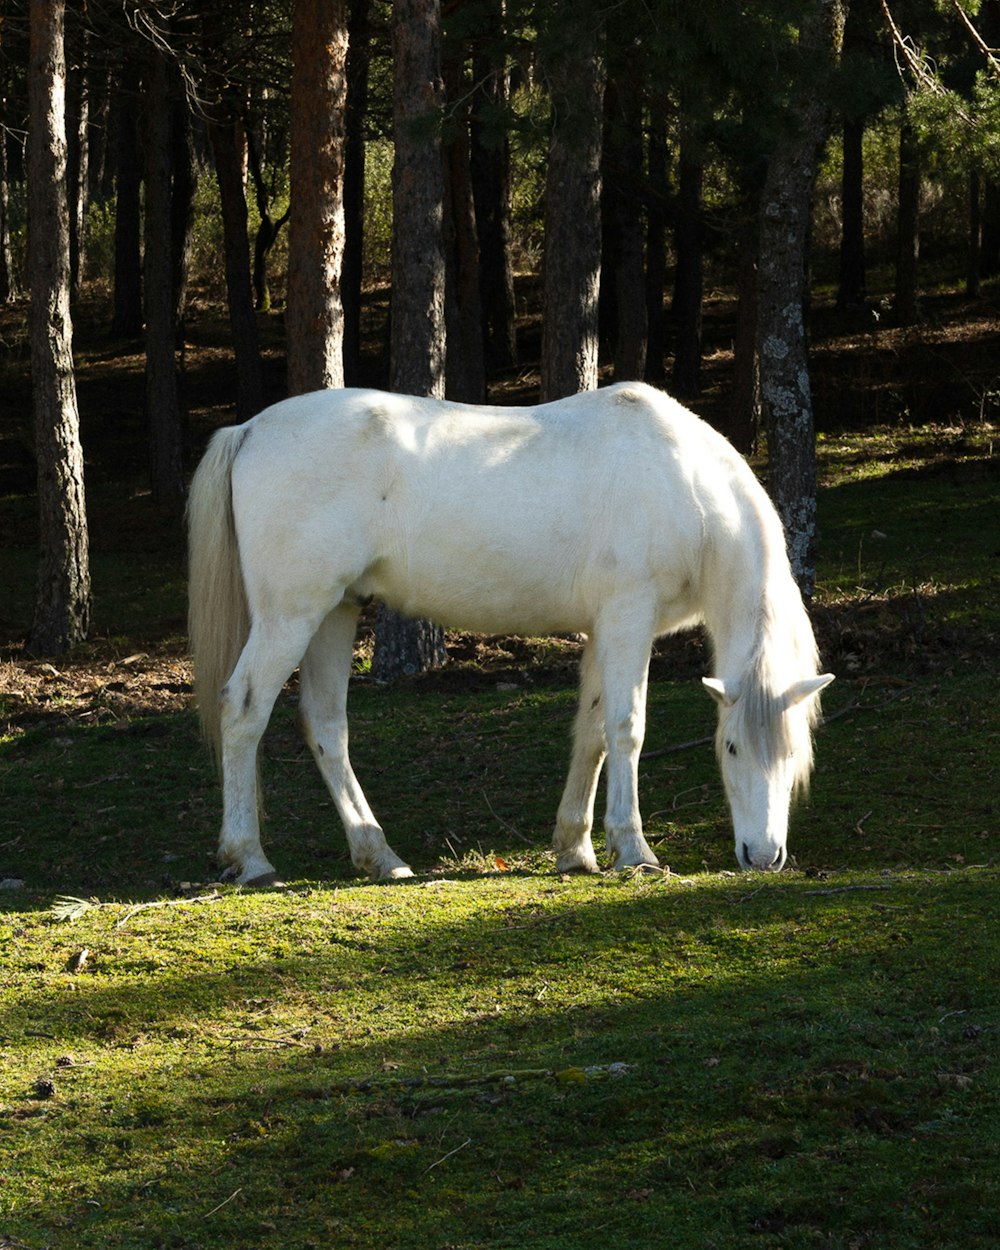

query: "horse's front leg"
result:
(299, 605), (413, 881)
(552, 639), (604, 873)
(593, 608), (660, 872)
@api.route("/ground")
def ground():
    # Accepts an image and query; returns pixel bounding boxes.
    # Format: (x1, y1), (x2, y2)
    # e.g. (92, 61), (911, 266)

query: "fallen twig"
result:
(202, 1187), (243, 1219)
(803, 884), (892, 897)
(482, 791), (530, 843)
(115, 891), (223, 927)
(422, 1137), (472, 1175)
(204, 1029), (317, 1051)
(854, 810), (874, 836)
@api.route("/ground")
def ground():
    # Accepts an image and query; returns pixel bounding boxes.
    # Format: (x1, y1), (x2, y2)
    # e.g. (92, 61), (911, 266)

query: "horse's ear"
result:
(702, 677), (736, 708)
(783, 673), (835, 709)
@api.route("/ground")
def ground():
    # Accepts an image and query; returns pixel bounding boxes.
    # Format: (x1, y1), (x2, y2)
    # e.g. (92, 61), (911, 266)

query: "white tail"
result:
(186, 427), (251, 765)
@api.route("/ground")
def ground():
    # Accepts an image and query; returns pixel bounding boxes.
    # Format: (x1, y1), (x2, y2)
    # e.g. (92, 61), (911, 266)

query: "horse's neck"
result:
(703, 543), (787, 688)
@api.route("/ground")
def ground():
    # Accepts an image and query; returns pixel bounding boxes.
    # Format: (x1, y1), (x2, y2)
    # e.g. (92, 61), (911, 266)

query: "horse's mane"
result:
(715, 529), (824, 797)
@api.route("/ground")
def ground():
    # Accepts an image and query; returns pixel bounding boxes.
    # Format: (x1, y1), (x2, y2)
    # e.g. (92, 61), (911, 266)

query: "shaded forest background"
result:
(1, 0), (998, 663)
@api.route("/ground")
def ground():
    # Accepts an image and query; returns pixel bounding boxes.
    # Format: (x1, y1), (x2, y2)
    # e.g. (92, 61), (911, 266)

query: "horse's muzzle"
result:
(740, 841), (787, 872)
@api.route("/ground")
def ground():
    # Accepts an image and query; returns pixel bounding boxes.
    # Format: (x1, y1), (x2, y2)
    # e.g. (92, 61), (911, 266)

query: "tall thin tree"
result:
(372, 0), (448, 680)
(756, 0), (847, 598)
(539, 7), (605, 401)
(286, 0), (349, 395)
(143, 49), (185, 505)
(27, 0), (91, 654)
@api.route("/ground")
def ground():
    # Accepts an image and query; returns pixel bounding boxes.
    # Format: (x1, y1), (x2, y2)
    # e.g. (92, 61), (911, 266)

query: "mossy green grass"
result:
(2, 420), (998, 1249)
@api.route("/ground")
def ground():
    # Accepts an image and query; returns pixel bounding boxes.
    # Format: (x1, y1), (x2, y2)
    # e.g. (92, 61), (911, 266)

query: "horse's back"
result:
(225, 384), (757, 636)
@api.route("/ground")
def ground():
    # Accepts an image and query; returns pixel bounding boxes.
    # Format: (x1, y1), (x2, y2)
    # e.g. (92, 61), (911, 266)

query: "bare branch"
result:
(950, 0), (1000, 82)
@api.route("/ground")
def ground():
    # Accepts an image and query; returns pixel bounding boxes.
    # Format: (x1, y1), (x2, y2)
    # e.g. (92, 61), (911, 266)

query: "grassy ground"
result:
(1, 295), (999, 1249)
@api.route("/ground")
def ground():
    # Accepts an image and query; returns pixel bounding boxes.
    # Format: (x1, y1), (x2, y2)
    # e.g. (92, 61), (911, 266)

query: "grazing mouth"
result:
(741, 841), (787, 872)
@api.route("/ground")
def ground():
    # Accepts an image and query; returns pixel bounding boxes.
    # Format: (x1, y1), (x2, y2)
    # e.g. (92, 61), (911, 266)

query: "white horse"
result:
(187, 382), (832, 885)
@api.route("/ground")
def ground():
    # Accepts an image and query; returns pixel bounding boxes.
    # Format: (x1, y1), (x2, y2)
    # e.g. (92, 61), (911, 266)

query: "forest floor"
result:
(1, 278), (998, 739)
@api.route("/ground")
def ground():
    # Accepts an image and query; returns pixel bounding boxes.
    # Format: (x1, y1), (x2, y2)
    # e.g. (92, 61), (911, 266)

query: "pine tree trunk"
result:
(110, 63), (142, 338)
(286, 0), (348, 396)
(27, 0), (91, 655)
(837, 117), (866, 311)
(208, 116), (266, 420)
(143, 52), (185, 505)
(644, 97), (668, 386)
(66, 45), (88, 301)
(470, 5), (517, 373)
(170, 97), (197, 336)
(894, 114), (920, 325)
(539, 14), (605, 401)
(728, 220), (760, 456)
(967, 170), (982, 298)
(373, 0), (447, 681)
(603, 58), (646, 383)
(0, 95), (19, 303)
(983, 179), (1000, 279)
(756, 0), (846, 598)
(443, 44), (485, 404)
(671, 107), (704, 400)
(245, 124), (289, 315)
(343, 0), (372, 384)
(388, 0), (446, 398)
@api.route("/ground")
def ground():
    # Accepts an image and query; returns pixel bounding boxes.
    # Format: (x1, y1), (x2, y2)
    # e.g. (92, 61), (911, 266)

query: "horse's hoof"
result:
(381, 864), (415, 881)
(555, 854), (600, 875)
(241, 871), (288, 889)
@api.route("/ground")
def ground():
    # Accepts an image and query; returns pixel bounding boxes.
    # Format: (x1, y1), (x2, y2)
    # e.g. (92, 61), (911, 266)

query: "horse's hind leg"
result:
(218, 617), (320, 884)
(552, 639), (604, 873)
(298, 604), (413, 881)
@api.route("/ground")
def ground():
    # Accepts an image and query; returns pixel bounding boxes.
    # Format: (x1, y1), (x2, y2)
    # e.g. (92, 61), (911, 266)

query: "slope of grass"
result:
(2, 416), (998, 1249)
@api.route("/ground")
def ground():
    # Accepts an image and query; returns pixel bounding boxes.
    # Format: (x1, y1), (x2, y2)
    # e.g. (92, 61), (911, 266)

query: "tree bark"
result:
(0, 90), (19, 303)
(756, 0), (846, 598)
(671, 102), (704, 400)
(388, 0), (446, 398)
(208, 115), (266, 420)
(343, 0), (372, 383)
(443, 43), (485, 403)
(539, 12), (605, 401)
(470, 4), (517, 373)
(373, 0), (448, 681)
(143, 51), (185, 505)
(27, 0), (91, 655)
(967, 169), (982, 298)
(66, 46), (88, 300)
(110, 61), (142, 338)
(603, 51), (646, 383)
(644, 95), (668, 386)
(894, 112), (920, 324)
(286, 0), (349, 396)
(982, 178), (1000, 278)
(727, 217), (761, 455)
(837, 116), (867, 311)
(245, 123), (289, 315)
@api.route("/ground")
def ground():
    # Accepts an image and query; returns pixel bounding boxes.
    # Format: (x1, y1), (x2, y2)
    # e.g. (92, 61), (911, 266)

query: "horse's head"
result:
(703, 673), (834, 871)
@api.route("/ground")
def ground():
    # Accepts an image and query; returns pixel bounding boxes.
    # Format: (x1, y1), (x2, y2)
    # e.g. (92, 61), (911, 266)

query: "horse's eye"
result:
(726, 740), (738, 758)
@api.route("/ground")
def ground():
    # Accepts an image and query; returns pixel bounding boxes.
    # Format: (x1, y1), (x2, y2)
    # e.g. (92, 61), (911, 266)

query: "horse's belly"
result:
(367, 555), (591, 635)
